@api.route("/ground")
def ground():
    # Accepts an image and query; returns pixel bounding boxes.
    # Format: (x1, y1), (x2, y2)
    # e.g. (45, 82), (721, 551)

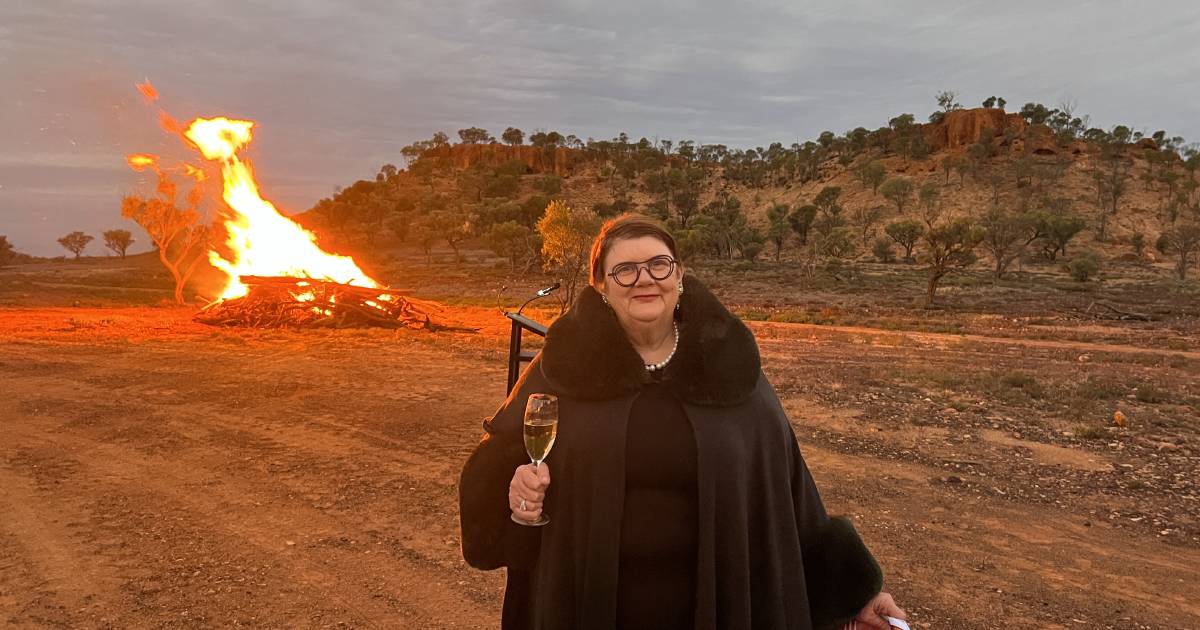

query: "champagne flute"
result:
(512, 393), (557, 526)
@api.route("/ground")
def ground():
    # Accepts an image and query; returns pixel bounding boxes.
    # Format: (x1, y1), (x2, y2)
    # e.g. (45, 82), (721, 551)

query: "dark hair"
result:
(588, 213), (678, 286)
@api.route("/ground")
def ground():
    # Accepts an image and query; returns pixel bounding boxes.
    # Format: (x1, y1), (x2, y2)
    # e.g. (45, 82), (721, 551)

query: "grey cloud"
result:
(3, 0), (1200, 255)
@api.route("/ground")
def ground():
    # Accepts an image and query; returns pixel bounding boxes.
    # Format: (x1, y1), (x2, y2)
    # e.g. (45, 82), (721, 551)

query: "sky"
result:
(2, 0), (1199, 256)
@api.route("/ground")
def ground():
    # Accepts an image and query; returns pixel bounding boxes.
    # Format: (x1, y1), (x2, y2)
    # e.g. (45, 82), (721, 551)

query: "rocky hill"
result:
(301, 105), (1199, 276)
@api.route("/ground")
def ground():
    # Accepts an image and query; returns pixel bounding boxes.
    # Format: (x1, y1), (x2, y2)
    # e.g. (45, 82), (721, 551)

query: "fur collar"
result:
(540, 275), (761, 406)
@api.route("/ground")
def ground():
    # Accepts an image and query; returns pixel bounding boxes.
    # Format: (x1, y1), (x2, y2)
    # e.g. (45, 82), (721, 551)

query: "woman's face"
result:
(597, 236), (683, 328)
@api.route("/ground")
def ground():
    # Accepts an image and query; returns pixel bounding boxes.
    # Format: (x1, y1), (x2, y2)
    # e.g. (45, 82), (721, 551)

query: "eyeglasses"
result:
(607, 255), (677, 287)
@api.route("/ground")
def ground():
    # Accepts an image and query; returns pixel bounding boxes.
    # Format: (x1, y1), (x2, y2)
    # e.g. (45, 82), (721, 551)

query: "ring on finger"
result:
(520, 499), (527, 511)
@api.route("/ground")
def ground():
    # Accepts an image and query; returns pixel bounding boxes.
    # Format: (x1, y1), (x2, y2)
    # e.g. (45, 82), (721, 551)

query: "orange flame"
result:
(181, 116), (382, 300)
(126, 153), (159, 171)
(137, 79), (158, 103)
(183, 164), (206, 182)
(158, 110), (183, 135)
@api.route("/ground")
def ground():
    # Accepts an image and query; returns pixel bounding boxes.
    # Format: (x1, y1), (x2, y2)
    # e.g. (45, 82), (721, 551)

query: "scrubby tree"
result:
(918, 183), (941, 225)
(739, 230), (766, 262)
(487, 220), (535, 271)
(529, 130), (565, 149)
(502, 127), (525, 146)
(535, 174), (563, 195)
(766, 203), (791, 260)
(920, 218), (984, 306)
(1159, 221), (1200, 280)
(885, 219), (924, 261)
(788, 204), (818, 245)
(855, 160), (886, 195)
(1019, 102), (1054, 125)
(936, 90), (962, 113)
(670, 167), (704, 228)
(484, 174), (521, 199)
(0, 235), (14, 267)
(456, 163), (490, 202)
(981, 96), (1008, 110)
(431, 207), (471, 262)
(851, 205), (887, 247)
(872, 237), (896, 263)
(457, 127), (494, 144)
(1029, 208), (1086, 261)
(387, 213), (411, 243)
(979, 208), (1033, 278)
(121, 169), (210, 303)
(698, 193), (756, 260)
(411, 215), (439, 264)
(889, 114), (930, 160)
(58, 231), (93, 260)
(1090, 127), (1133, 241)
(1130, 232), (1147, 259)
(1068, 251), (1102, 282)
(537, 200), (600, 308)
(103, 229), (134, 259)
(880, 177), (915, 214)
(943, 155), (970, 186)
(928, 90), (962, 123)
(813, 186), (843, 219)
(809, 226), (857, 260)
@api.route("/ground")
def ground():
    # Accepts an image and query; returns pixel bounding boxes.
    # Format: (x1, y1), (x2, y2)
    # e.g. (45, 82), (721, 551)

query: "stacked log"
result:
(195, 276), (473, 331)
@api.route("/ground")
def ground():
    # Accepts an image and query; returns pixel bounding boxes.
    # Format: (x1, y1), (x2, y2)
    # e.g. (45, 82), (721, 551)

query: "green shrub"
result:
(872, 237), (896, 263)
(1000, 371), (1037, 388)
(1135, 385), (1167, 404)
(1075, 425), (1109, 440)
(1075, 377), (1124, 400)
(1068, 250), (1101, 282)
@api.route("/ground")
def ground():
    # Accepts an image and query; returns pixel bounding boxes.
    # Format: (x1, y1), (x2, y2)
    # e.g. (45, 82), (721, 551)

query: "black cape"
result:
(459, 276), (882, 630)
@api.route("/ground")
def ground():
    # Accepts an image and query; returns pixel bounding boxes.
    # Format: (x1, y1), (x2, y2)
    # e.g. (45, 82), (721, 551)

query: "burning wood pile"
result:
(195, 275), (468, 331)
(123, 83), (474, 333)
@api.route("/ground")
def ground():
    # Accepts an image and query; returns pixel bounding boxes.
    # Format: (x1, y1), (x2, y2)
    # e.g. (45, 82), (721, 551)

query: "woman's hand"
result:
(508, 463), (550, 522)
(851, 591), (906, 629)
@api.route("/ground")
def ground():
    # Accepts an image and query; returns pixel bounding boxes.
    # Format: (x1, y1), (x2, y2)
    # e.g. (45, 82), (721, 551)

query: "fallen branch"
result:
(1085, 300), (1155, 322)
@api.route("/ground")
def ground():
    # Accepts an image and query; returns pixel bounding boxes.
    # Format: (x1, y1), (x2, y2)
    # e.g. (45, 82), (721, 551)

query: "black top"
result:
(616, 372), (699, 629)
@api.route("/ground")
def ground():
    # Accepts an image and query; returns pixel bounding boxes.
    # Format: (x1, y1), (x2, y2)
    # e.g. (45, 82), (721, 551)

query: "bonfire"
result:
(127, 83), (469, 331)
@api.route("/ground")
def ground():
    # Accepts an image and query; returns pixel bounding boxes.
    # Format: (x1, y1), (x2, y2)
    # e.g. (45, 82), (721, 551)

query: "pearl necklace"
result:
(645, 322), (679, 372)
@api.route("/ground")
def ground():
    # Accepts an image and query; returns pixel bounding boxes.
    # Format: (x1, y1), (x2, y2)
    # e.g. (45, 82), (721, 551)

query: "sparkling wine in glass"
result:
(513, 393), (557, 526)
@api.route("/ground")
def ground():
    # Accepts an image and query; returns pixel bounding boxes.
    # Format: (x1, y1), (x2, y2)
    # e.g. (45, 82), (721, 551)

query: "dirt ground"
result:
(1, 258), (1198, 629)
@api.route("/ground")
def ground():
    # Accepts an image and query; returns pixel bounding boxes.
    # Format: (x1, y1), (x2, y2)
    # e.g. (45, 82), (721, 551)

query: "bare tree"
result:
(851, 205), (888, 247)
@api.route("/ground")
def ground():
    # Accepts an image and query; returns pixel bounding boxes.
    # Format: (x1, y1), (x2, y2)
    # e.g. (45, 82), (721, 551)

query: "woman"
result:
(460, 214), (905, 630)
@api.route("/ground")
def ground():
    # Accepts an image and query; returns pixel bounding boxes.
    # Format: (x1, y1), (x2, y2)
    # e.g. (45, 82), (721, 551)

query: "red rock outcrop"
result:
(1020, 124), (1060, 155)
(1135, 137), (1159, 151)
(922, 108), (1028, 151)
